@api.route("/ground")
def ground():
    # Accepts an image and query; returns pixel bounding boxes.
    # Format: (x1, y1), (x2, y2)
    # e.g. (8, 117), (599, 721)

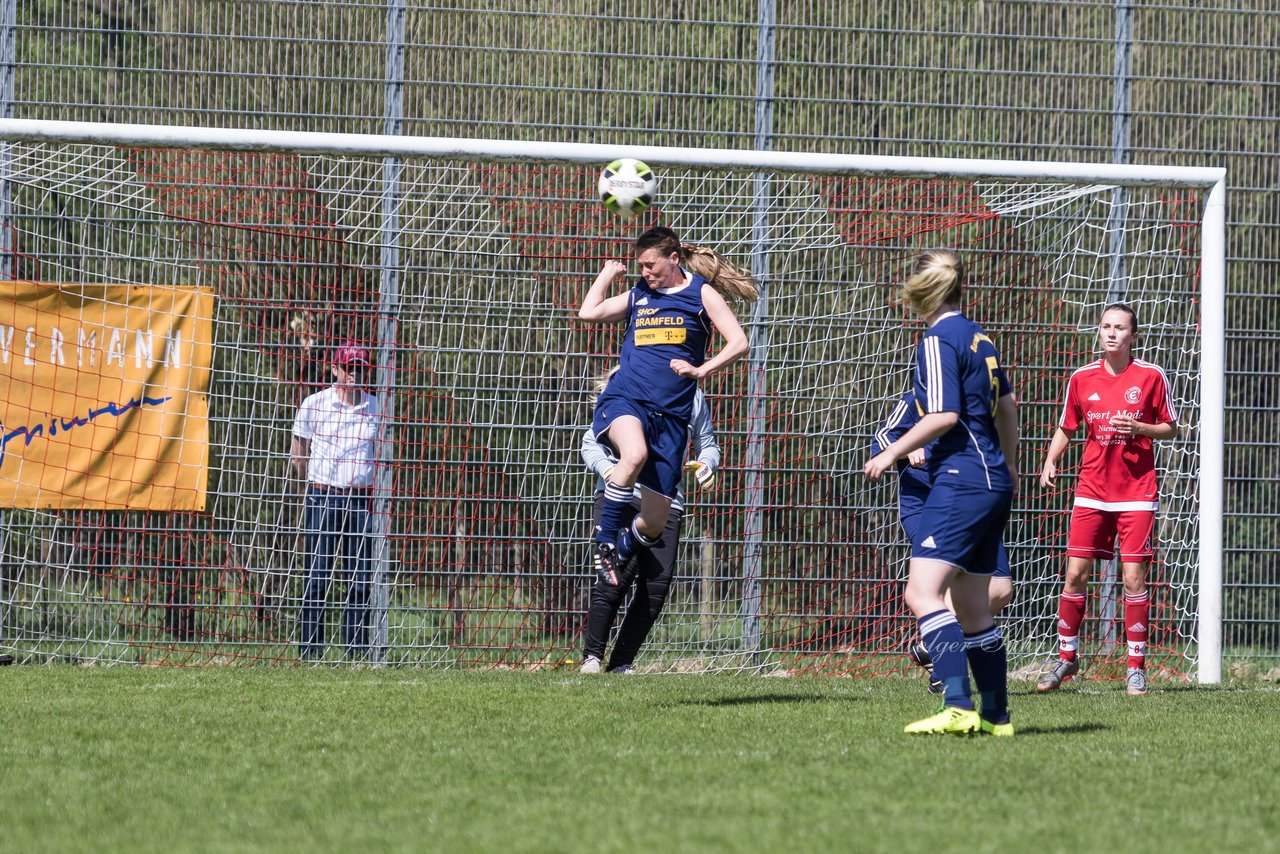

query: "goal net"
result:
(0, 123), (1223, 681)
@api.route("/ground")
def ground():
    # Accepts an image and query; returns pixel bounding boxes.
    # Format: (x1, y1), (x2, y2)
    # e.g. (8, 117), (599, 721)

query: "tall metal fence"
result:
(2, 1), (1276, 668)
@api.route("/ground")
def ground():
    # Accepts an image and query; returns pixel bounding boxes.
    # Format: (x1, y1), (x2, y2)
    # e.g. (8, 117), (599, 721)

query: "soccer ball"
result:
(598, 158), (658, 218)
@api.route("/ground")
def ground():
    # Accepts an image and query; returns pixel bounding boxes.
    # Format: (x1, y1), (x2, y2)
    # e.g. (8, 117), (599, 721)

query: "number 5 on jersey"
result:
(985, 355), (1001, 415)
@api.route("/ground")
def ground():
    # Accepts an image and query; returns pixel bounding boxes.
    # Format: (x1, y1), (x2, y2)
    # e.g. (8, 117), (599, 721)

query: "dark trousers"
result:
(298, 488), (372, 659)
(583, 494), (683, 668)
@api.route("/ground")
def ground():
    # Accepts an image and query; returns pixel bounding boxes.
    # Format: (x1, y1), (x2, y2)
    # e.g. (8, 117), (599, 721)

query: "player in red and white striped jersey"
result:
(1037, 304), (1179, 696)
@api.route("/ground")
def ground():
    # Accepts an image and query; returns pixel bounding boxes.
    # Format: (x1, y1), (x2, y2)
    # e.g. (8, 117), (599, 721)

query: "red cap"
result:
(333, 342), (370, 367)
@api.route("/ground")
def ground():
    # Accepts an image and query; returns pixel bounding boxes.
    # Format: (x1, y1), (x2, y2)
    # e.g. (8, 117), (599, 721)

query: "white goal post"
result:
(0, 118), (1224, 682)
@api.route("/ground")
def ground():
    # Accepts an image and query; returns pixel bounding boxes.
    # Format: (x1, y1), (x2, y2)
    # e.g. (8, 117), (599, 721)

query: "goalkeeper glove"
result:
(684, 460), (716, 489)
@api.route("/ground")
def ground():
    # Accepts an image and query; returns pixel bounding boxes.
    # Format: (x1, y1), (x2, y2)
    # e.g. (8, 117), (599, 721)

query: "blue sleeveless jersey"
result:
(603, 273), (712, 421)
(913, 312), (1013, 492)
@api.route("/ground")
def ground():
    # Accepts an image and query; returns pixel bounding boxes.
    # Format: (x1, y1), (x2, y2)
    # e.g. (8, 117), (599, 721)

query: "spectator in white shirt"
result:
(291, 342), (382, 660)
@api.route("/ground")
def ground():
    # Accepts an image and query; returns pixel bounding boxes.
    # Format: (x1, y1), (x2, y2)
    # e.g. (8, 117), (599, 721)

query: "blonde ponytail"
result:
(593, 365), (620, 393)
(900, 249), (964, 317)
(681, 243), (760, 303)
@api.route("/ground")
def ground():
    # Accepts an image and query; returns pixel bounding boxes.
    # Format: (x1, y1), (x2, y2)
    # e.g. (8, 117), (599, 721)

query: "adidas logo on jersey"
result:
(921, 536), (937, 548)
(636, 297), (649, 306)
(1088, 392), (1102, 401)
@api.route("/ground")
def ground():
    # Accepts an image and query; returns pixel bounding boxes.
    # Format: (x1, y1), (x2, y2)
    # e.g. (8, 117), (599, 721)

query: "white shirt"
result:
(292, 386), (381, 488)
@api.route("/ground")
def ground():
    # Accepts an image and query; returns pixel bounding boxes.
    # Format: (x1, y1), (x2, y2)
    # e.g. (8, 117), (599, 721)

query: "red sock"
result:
(1125, 591), (1150, 670)
(1057, 592), (1086, 661)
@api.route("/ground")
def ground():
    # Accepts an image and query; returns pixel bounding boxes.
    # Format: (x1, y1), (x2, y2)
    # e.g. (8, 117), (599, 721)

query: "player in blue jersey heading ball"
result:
(579, 226), (757, 598)
(864, 249), (1020, 736)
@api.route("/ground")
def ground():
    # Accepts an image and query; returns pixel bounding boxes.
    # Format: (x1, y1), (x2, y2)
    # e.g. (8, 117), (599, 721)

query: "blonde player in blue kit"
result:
(865, 249), (1020, 736)
(579, 226), (757, 590)
(875, 388), (1014, 694)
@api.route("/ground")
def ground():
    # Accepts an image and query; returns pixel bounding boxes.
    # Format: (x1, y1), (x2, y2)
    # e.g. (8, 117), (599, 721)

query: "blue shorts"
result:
(901, 509), (1011, 577)
(909, 478), (1012, 577)
(897, 465), (931, 526)
(592, 392), (687, 500)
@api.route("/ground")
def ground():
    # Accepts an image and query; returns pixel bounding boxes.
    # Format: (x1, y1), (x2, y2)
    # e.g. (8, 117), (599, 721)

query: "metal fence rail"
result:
(1, 0), (1275, 667)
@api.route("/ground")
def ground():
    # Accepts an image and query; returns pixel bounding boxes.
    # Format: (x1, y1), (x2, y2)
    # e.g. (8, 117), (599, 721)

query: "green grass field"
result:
(2, 667), (1278, 853)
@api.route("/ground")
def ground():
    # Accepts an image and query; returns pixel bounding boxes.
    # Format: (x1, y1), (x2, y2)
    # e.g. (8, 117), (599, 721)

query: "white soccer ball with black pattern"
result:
(598, 158), (658, 218)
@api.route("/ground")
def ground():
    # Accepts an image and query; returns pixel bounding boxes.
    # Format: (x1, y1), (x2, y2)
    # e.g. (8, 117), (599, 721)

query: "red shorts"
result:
(1066, 504), (1155, 562)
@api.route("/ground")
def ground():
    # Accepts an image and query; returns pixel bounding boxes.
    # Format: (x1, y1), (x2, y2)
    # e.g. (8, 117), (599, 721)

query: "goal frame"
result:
(0, 118), (1226, 682)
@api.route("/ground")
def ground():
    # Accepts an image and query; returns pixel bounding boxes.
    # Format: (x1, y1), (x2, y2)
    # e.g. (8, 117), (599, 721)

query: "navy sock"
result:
(617, 525), (637, 561)
(596, 483), (633, 545)
(617, 519), (657, 561)
(964, 624), (1008, 721)
(919, 609), (972, 710)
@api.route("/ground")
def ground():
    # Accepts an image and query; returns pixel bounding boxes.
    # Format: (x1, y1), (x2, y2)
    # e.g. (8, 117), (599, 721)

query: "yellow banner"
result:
(0, 283), (214, 510)
(634, 327), (687, 346)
